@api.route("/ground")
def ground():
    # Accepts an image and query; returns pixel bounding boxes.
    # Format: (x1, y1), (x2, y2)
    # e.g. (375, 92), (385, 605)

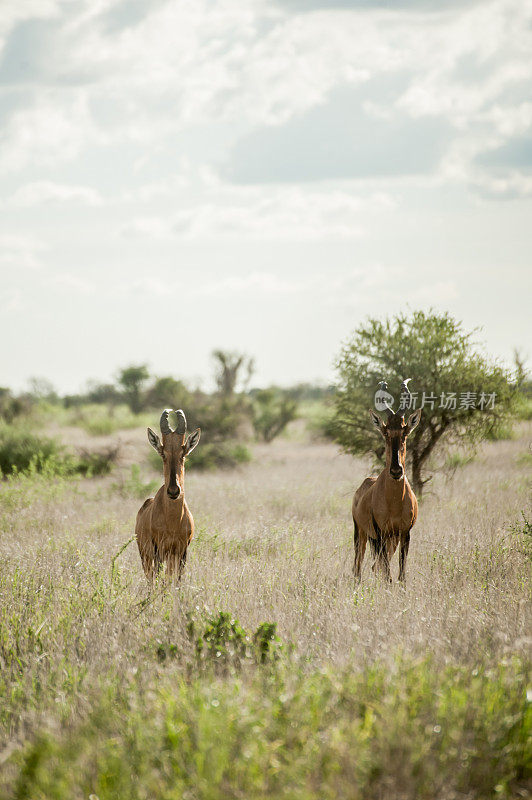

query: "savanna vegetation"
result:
(0, 314), (530, 799)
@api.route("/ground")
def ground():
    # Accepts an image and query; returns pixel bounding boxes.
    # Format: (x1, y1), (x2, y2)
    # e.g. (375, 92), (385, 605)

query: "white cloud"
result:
(469, 170), (532, 199)
(409, 280), (458, 304)
(49, 272), (95, 294)
(0, 287), (23, 313)
(0, 0), (60, 44)
(0, 233), (45, 270)
(0, 94), (102, 173)
(9, 181), (102, 206)
(119, 185), (374, 241)
(191, 272), (302, 297)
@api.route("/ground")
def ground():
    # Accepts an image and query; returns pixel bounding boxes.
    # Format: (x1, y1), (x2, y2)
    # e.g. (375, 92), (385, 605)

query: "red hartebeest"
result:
(136, 409), (200, 584)
(352, 380), (422, 584)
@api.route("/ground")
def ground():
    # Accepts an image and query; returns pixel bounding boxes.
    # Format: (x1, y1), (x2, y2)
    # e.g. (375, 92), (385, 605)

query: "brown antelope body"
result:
(352, 380), (421, 584)
(136, 409), (200, 584)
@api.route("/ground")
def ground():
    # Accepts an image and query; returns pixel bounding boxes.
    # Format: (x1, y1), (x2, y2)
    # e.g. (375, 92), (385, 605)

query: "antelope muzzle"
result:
(167, 481), (181, 500)
(390, 438), (404, 480)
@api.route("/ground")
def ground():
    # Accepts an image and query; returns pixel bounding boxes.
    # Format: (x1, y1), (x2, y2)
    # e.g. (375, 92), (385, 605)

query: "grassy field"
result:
(0, 420), (530, 798)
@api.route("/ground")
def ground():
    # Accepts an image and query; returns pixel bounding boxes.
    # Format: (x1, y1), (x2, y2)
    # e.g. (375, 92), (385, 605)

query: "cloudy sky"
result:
(1, 0), (531, 393)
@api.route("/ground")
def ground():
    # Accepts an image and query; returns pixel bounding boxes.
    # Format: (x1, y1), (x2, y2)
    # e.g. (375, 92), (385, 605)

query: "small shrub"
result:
(0, 425), (66, 476)
(73, 446), (120, 476)
(185, 611), (282, 671)
(252, 389), (298, 442)
(0, 424), (118, 478)
(253, 622), (282, 664)
(189, 441), (251, 471)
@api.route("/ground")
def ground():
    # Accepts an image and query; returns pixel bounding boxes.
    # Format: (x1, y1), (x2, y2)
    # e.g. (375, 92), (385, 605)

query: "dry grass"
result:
(3, 427), (530, 665)
(0, 423), (530, 797)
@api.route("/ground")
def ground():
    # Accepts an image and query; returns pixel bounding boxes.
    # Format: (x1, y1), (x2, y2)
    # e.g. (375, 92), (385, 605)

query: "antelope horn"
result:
(174, 409), (187, 435)
(378, 379), (395, 418)
(160, 408), (173, 435)
(383, 401), (395, 419)
(399, 378), (412, 414)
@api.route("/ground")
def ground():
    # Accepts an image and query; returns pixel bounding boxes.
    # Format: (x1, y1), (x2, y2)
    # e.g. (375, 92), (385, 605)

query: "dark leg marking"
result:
(398, 530), (411, 583)
(153, 542), (162, 577)
(371, 515), (392, 582)
(353, 520), (366, 583)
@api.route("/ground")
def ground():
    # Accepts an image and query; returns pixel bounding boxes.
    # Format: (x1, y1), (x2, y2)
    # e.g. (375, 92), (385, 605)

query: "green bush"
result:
(252, 388), (298, 442)
(73, 446), (119, 476)
(0, 425), (66, 476)
(0, 424), (117, 477)
(155, 612), (283, 672)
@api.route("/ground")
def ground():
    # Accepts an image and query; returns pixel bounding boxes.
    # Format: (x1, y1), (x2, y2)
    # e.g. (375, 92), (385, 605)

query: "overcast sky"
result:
(1, 0), (531, 393)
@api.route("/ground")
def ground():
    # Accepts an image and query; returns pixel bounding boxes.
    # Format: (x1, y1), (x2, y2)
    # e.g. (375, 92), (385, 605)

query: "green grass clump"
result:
(1, 655), (529, 800)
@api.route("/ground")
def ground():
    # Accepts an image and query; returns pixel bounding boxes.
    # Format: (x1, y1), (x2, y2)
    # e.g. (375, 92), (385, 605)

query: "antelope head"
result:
(370, 380), (422, 481)
(147, 409), (201, 500)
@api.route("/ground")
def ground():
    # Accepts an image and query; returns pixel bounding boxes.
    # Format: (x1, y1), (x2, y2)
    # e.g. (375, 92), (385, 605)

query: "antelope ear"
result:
(369, 409), (385, 436)
(405, 409), (422, 435)
(184, 427), (201, 455)
(147, 427), (163, 454)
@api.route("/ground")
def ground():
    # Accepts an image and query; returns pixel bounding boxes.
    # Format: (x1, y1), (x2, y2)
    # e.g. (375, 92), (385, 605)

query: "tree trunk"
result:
(411, 449), (424, 498)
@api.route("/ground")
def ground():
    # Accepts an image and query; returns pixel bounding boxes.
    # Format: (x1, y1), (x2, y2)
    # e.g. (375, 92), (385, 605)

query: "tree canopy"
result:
(332, 310), (516, 495)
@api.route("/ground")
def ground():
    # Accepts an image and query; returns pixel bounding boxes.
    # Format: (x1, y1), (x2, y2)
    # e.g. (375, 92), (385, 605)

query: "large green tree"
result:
(332, 310), (516, 496)
(117, 364), (150, 413)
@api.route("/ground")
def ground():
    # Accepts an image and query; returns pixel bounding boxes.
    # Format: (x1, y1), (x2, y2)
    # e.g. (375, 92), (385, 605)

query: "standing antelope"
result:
(136, 409), (201, 584)
(352, 380), (422, 585)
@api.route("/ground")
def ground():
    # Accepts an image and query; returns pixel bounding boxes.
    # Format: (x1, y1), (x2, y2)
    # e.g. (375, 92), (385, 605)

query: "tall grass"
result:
(0, 423), (530, 798)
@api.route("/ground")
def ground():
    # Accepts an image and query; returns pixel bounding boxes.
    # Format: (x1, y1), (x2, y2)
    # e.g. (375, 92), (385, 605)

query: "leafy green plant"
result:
(253, 621), (282, 664)
(184, 611), (282, 672)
